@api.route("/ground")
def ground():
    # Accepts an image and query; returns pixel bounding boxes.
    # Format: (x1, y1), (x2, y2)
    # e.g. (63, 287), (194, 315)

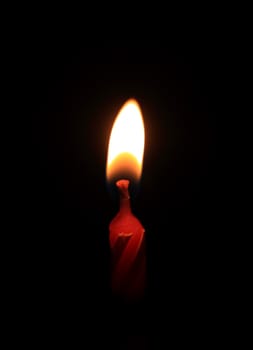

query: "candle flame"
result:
(106, 98), (145, 183)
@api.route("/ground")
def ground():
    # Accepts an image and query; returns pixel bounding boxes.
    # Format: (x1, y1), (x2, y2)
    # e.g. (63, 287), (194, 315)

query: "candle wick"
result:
(116, 179), (132, 212)
(116, 179), (130, 199)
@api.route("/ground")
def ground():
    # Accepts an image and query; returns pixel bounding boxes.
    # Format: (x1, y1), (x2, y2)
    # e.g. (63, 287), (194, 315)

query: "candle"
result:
(106, 98), (146, 303)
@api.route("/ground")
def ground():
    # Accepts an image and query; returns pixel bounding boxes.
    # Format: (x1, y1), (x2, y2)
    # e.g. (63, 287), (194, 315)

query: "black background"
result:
(16, 32), (220, 346)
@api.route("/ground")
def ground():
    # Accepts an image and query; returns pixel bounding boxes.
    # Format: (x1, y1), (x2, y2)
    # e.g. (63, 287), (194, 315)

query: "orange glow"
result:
(106, 98), (145, 182)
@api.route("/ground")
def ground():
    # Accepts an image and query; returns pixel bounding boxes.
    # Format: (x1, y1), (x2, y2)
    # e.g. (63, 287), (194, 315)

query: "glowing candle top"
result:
(106, 98), (145, 184)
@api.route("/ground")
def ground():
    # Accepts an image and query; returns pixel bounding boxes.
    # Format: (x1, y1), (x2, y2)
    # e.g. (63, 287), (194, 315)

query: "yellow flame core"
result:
(106, 98), (145, 182)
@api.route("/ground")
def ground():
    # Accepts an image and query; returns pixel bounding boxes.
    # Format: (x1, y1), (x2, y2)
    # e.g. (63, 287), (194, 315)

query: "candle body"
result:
(109, 180), (146, 302)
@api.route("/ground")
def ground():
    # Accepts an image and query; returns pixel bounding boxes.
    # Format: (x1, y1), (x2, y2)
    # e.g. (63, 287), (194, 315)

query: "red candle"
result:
(106, 98), (146, 303)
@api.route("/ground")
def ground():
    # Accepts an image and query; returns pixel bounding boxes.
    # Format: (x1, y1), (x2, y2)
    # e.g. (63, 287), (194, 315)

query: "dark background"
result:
(17, 34), (220, 345)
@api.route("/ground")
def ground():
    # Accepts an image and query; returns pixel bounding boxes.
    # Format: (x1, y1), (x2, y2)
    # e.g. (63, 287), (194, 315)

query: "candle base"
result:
(111, 231), (146, 303)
